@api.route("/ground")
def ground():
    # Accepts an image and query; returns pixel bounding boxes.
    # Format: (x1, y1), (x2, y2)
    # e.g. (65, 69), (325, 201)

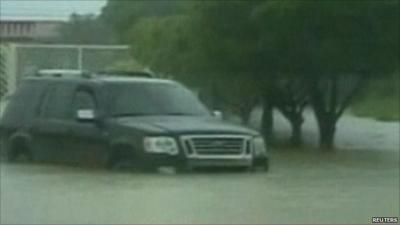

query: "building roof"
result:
(0, 17), (66, 23)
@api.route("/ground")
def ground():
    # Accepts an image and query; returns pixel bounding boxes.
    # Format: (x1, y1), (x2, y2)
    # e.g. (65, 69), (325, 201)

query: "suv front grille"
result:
(181, 135), (250, 156)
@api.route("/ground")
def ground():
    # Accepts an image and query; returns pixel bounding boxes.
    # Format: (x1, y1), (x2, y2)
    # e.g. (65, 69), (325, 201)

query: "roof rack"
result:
(95, 70), (153, 78)
(35, 69), (93, 78)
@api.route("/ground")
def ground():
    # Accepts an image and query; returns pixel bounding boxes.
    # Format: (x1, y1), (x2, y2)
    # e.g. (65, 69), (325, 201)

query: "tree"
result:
(102, 0), (399, 150)
(101, 0), (187, 42)
(128, 3), (264, 126)
(58, 13), (116, 44)
(211, 75), (262, 125)
(307, 1), (398, 149)
(274, 78), (309, 146)
(254, 0), (399, 149)
(189, 1), (278, 139)
(128, 15), (200, 76)
(194, 0), (399, 148)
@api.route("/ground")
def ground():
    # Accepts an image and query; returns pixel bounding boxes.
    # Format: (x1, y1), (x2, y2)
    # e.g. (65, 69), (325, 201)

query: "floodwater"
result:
(249, 108), (400, 151)
(1, 113), (399, 224)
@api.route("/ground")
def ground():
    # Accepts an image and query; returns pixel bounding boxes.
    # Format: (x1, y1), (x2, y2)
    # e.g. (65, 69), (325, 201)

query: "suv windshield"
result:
(106, 82), (210, 117)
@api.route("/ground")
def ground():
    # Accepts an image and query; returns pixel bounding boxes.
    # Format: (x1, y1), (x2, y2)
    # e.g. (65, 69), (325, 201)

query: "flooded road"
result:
(250, 108), (400, 151)
(1, 149), (398, 224)
(1, 114), (399, 224)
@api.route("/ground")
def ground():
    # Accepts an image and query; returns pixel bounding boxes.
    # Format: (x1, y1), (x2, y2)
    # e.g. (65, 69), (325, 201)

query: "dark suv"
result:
(0, 70), (268, 171)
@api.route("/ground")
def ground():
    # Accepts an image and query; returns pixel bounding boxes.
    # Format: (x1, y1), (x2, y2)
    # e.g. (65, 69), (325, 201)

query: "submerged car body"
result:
(0, 71), (268, 171)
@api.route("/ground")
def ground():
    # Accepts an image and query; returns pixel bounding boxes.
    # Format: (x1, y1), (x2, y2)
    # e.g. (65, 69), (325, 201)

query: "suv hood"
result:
(112, 116), (258, 136)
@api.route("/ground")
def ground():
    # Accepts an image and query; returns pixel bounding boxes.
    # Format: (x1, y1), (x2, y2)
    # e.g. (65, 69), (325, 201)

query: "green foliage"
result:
(101, 0), (188, 42)
(129, 16), (192, 74)
(253, 0), (399, 78)
(58, 13), (116, 44)
(352, 96), (399, 121)
(106, 59), (144, 71)
(129, 14), (215, 86)
(352, 75), (400, 121)
(101, 0), (399, 146)
(251, 0), (399, 148)
(103, 0), (399, 84)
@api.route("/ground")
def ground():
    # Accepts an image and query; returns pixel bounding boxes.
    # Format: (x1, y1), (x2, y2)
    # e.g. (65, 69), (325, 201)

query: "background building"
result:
(0, 18), (131, 98)
(0, 18), (64, 43)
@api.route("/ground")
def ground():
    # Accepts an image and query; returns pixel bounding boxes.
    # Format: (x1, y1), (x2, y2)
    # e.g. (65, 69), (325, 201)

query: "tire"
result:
(252, 158), (269, 172)
(175, 163), (192, 174)
(139, 163), (157, 173)
(108, 158), (134, 171)
(107, 147), (156, 172)
(109, 158), (157, 172)
(7, 150), (33, 163)
(259, 158), (269, 172)
(8, 143), (33, 163)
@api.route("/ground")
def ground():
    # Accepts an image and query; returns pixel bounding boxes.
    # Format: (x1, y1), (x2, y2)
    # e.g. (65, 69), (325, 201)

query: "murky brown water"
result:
(1, 114), (399, 224)
(1, 148), (398, 224)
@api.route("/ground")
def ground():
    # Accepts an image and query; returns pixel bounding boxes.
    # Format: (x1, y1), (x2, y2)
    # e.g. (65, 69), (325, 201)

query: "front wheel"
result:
(107, 156), (157, 172)
(175, 164), (193, 174)
(108, 158), (135, 171)
(8, 143), (33, 163)
(252, 158), (269, 172)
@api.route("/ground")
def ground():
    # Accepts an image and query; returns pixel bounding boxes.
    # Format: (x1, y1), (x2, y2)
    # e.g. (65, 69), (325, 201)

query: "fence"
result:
(0, 43), (131, 98)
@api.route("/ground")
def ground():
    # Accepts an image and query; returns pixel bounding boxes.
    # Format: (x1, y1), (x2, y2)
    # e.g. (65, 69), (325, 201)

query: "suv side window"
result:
(72, 89), (97, 113)
(42, 84), (73, 120)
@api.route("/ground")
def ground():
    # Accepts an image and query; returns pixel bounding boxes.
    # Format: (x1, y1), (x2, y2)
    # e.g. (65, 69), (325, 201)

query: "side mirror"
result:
(213, 110), (223, 120)
(76, 109), (96, 122)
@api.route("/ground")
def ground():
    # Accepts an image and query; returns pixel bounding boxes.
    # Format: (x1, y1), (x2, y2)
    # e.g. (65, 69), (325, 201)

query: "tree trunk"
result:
(290, 117), (303, 146)
(240, 109), (251, 126)
(210, 81), (221, 110)
(261, 98), (274, 144)
(317, 117), (336, 150)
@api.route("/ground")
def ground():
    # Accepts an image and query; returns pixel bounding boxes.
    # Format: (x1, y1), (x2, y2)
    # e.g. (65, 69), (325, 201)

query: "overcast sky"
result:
(0, 0), (107, 21)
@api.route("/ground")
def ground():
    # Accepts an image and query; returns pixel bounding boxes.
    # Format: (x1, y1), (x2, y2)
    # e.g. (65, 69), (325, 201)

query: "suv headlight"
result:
(253, 136), (267, 156)
(144, 137), (179, 155)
